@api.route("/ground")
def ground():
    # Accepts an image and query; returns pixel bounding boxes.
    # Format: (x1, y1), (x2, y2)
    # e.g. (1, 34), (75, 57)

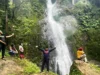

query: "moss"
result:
(70, 63), (83, 75)
(90, 63), (100, 72)
(15, 59), (40, 75)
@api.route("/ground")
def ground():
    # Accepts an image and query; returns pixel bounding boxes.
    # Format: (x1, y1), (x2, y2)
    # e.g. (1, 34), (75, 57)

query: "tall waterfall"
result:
(44, 0), (77, 75)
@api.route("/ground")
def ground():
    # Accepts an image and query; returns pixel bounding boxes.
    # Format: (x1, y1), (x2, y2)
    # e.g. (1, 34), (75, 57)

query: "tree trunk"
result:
(5, 0), (8, 34)
(5, 10), (8, 33)
(72, 0), (75, 5)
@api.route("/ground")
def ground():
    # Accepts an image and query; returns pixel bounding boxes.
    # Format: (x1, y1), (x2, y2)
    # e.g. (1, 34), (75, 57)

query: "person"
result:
(77, 47), (88, 62)
(0, 30), (14, 60)
(9, 44), (18, 56)
(36, 46), (56, 72)
(19, 43), (24, 59)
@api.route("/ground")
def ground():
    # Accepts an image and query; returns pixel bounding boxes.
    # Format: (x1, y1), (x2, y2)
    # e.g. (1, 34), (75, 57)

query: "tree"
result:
(72, 0), (75, 5)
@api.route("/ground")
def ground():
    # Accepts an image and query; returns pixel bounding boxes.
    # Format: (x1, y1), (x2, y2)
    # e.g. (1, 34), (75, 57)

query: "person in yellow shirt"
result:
(77, 47), (88, 62)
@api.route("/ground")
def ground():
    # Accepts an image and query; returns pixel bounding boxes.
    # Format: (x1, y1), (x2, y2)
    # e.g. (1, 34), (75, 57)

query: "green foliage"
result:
(70, 63), (83, 75)
(17, 59), (40, 74)
(0, 50), (10, 57)
(14, 58), (57, 75)
(86, 29), (100, 61)
(89, 0), (100, 7)
(70, 0), (100, 62)
(3, 0), (46, 63)
(9, 0), (15, 9)
(90, 63), (100, 72)
(75, 0), (92, 8)
(74, 7), (100, 60)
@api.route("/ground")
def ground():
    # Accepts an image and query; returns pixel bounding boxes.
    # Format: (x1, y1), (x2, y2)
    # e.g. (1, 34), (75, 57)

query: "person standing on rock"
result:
(0, 30), (14, 60)
(36, 46), (56, 72)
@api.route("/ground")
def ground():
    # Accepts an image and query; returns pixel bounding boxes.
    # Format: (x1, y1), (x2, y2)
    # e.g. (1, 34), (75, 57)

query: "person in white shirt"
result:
(19, 43), (24, 59)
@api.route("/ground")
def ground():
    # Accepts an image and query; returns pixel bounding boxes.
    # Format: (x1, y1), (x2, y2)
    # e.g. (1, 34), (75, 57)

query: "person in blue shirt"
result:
(9, 44), (18, 56)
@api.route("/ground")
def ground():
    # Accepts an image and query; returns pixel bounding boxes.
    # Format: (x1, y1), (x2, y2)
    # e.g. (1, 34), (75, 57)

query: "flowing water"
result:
(44, 0), (76, 75)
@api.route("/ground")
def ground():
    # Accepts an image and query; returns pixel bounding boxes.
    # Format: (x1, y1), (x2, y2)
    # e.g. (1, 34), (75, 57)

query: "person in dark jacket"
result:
(0, 30), (14, 60)
(36, 46), (56, 72)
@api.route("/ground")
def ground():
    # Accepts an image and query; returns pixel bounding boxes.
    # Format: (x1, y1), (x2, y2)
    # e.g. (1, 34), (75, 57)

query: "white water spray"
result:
(44, 0), (77, 75)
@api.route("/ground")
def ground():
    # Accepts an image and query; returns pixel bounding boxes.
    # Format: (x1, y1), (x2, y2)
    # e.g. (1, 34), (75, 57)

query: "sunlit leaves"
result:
(9, 0), (15, 9)
(75, 0), (92, 9)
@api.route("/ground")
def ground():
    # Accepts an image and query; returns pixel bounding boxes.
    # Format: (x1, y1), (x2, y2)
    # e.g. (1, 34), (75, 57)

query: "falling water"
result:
(44, 0), (76, 75)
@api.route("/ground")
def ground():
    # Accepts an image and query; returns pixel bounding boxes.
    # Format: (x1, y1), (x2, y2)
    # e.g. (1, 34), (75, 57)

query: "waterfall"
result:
(44, 0), (77, 75)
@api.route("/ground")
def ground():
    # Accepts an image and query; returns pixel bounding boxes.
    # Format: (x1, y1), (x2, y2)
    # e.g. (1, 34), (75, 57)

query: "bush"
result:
(70, 63), (83, 75)
(17, 59), (40, 75)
